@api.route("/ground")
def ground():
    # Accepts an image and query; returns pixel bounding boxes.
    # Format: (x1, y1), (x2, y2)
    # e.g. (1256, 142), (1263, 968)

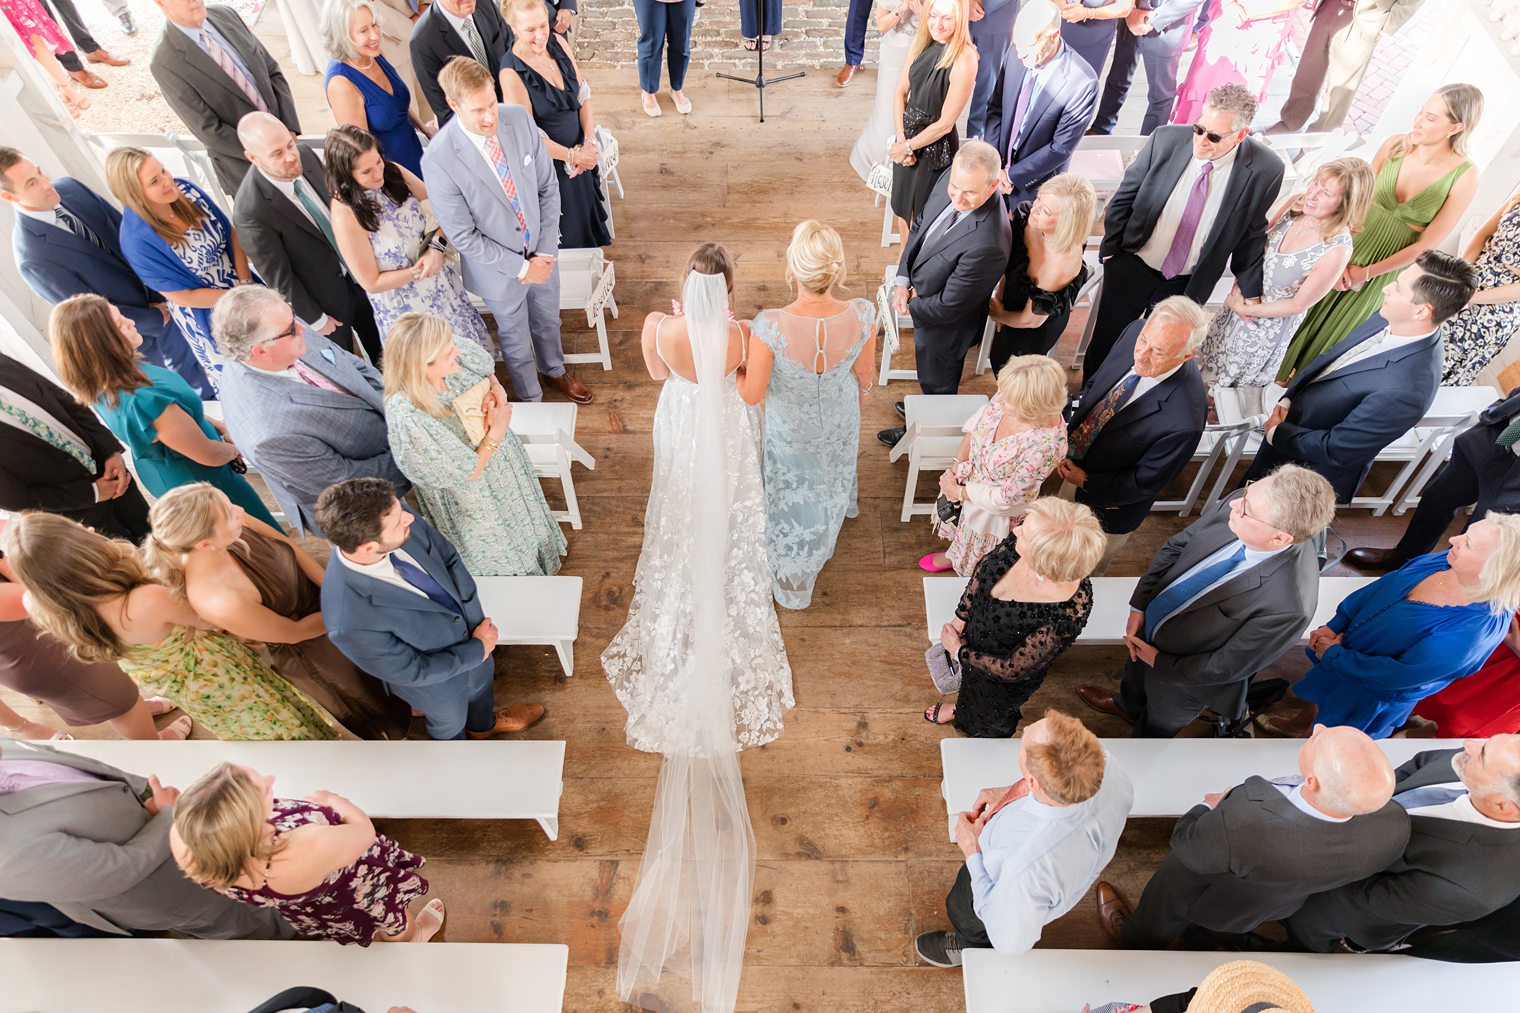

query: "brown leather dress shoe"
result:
(1096, 881), (1131, 944)
(86, 48), (130, 66)
(836, 64), (859, 87)
(540, 371), (593, 404)
(1344, 546), (1410, 571)
(69, 69), (108, 89)
(1076, 684), (1135, 725)
(466, 703), (547, 739)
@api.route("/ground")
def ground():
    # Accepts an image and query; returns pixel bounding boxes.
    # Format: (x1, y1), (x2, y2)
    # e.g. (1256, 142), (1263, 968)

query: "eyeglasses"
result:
(1191, 123), (1227, 144)
(1235, 480), (1275, 527)
(260, 318), (301, 346)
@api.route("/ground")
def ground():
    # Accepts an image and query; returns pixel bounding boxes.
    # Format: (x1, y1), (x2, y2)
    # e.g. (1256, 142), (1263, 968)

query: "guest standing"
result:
(324, 125), (492, 354)
(986, 175), (1094, 368)
(408, 0), (512, 127)
(49, 294), (280, 529)
(926, 499), (1104, 737)
(2, 0), (89, 114)
(632, 0), (696, 117)
(143, 483), (413, 740)
(927, 356), (1069, 576)
(1087, 0), (1206, 136)
(3, 512), (339, 741)
(889, 0), (977, 237)
(838, 0), (884, 88)
(371, 0), (433, 124)
(171, 763), (443, 944)
(1170, 0), (1311, 126)
(1440, 185), (1520, 387)
(965, 0), (1019, 140)
(498, 0), (611, 249)
(848, 0), (920, 182)
(109, 148), (252, 393)
(322, 0), (432, 178)
(740, 0), (783, 55)
(1057, 0), (1134, 77)
(738, 221), (877, 609)
(382, 313), (566, 577)
(1197, 156), (1370, 414)
(1276, 84), (1481, 380)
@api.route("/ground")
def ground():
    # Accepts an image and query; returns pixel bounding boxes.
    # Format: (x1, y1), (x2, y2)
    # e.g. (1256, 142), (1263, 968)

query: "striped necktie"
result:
(458, 15), (490, 68)
(199, 28), (269, 112)
(483, 136), (532, 250)
(54, 205), (105, 249)
(1160, 161), (1213, 279)
(1143, 542), (1247, 640)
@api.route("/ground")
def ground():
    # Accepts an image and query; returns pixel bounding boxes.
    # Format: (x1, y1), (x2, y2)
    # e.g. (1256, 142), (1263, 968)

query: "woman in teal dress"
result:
(48, 294), (280, 529)
(381, 312), (565, 576)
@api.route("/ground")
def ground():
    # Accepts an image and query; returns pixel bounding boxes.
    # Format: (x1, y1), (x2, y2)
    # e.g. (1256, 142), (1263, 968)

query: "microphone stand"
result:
(715, 1), (804, 123)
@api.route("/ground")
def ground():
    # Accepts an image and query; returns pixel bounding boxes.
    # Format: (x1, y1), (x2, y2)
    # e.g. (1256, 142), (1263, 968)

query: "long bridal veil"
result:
(616, 270), (755, 1012)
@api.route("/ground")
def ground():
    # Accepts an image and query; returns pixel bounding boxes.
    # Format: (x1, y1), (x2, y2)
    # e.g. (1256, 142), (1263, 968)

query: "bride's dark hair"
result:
(686, 243), (735, 297)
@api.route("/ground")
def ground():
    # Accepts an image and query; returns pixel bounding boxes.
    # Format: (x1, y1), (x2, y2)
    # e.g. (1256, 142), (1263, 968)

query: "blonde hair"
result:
(438, 54), (495, 103)
(0, 512), (151, 663)
(786, 220), (847, 295)
(500, 0), (549, 26)
(909, 0), (972, 70)
(1394, 82), (1484, 158)
(173, 763), (283, 891)
(994, 355), (1068, 424)
(104, 147), (205, 244)
(1034, 173), (1095, 253)
(1018, 497), (1105, 583)
(1473, 512), (1520, 614)
(1024, 710), (1106, 805)
(382, 313), (457, 419)
(1311, 156), (1375, 236)
(1188, 961), (1315, 1013)
(143, 483), (236, 600)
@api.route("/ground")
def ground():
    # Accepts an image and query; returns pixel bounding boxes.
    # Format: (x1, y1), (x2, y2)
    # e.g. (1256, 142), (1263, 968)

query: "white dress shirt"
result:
(1270, 779), (1351, 824)
(337, 548), (432, 599)
(1102, 362), (1184, 416)
(257, 168), (337, 331)
(1137, 143), (1239, 277)
(1401, 779), (1520, 830)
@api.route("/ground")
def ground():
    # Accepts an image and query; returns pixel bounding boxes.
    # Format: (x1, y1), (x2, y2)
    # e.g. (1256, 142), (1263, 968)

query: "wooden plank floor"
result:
(5, 65), (1456, 1011)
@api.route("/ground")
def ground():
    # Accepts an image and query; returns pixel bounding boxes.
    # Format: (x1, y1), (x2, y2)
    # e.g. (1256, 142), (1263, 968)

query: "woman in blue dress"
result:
(739, 221), (878, 609)
(1264, 515), (1520, 739)
(108, 149), (252, 396)
(322, 0), (432, 177)
(48, 294), (281, 529)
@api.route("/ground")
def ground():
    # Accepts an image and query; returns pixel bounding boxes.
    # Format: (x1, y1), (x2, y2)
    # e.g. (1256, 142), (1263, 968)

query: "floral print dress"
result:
(364, 190), (493, 355)
(1441, 202), (1520, 386)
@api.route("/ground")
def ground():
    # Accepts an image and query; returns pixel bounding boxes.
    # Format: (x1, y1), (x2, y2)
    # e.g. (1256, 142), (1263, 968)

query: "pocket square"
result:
(523, 154), (532, 166)
(321, 348), (336, 363)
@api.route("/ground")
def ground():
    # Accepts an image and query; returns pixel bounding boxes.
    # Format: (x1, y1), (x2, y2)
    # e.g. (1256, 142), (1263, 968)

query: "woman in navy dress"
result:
(323, 0), (432, 177)
(499, 0), (611, 250)
(1057, 0), (1134, 77)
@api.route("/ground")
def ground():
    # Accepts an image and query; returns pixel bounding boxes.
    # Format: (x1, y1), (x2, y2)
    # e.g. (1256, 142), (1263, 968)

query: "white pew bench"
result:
(37, 740), (567, 839)
(509, 401), (596, 529)
(941, 737), (1460, 841)
(4, 939), (570, 1013)
(887, 394), (989, 521)
(477, 575), (583, 678)
(962, 948), (1514, 1012)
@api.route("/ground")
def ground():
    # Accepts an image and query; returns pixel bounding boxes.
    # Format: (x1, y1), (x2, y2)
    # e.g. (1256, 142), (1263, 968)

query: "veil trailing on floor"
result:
(616, 269), (755, 1012)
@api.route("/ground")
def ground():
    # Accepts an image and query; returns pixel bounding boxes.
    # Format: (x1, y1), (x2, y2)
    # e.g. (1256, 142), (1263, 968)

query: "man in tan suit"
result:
(1268, 0), (1424, 134)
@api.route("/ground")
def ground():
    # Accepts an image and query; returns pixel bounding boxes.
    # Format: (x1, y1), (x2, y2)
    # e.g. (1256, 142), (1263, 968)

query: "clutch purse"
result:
(451, 377), (492, 447)
(935, 494), (962, 525)
(926, 644), (962, 694)
(903, 106), (954, 173)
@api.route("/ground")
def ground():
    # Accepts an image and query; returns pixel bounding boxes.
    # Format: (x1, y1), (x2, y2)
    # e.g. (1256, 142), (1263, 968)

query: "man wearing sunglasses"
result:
(1085, 83), (1284, 377)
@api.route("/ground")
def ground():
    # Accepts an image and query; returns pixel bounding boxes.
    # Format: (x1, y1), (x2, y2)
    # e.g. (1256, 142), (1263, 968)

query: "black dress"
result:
(952, 535), (1093, 738)
(501, 41), (612, 250)
(990, 202), (1090, 373)
(890, 41), (957, 226)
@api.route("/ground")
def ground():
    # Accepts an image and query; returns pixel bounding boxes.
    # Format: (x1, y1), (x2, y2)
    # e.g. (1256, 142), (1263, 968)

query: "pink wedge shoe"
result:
(919, 553), (953, 573)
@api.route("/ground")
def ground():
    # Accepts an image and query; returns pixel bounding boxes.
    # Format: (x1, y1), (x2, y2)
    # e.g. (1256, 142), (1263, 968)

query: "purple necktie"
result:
(1161, 161), (1213, 279)
(1006, 74), (1035, 163)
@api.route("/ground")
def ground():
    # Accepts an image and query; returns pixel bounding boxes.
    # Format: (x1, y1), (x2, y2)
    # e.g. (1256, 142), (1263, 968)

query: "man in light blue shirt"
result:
(915, 712), (1134, 964)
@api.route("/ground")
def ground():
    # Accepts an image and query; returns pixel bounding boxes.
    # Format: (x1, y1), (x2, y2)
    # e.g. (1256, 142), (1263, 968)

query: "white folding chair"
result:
(890, 394), (989, 521)
(555, 248), (616, 371)
(876, 264), (918, 385)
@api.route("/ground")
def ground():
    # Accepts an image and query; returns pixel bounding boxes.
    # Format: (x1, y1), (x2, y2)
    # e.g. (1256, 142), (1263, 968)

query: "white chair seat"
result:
(477, 574), (583, 678)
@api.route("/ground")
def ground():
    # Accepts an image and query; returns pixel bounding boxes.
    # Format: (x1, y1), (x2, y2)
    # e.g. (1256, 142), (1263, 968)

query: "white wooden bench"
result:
(4, 939), (570, 1012)
(941, 737), (1460, 842)
(36, 740), (567, 839)
(509, 401), (595, 530)
(962, 947), (1514, 1012)
(477, 574), (583, 678)
(887, 394), (988, 521)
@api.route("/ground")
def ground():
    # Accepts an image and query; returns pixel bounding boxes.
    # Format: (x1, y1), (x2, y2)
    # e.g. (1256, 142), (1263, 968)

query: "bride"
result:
(601, 244), (794, 1011)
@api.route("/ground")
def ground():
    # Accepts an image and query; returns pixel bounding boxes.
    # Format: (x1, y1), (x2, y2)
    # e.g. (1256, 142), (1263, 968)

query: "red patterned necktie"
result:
(483, 135), (532, 250)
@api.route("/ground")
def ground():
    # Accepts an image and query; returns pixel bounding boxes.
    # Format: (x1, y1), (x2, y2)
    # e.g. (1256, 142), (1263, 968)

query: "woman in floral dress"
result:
(1440, 186), (1520, 386)
(171, 763), (442, 945)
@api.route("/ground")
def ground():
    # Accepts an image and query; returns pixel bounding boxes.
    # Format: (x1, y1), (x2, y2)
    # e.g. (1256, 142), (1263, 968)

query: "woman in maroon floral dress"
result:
(170, 763), (444, 944)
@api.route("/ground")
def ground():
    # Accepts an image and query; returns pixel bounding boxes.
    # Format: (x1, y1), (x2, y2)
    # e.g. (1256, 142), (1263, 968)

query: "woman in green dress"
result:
(381, 312), (566, 576)
(2, 512), (338, 741)
(48, 294), (281, 529)
(1276, 84), (1482, 381)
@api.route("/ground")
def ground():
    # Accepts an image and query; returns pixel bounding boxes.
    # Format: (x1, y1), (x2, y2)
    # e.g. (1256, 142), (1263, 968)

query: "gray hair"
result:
(954, 139), (1002, 185)
(320, 0), (379, 63)
(1260, 464), (1336, 543)
(1204, 83), (1257, 133)
(1148, 296), (1211, 354)
(211, 286), (288, 362)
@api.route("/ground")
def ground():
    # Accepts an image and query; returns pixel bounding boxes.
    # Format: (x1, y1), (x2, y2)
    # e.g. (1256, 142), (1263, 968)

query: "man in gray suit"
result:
(421, 56), (592, 405)
(0, 738), (292, 939)
(211, 287), (410, 537)
(149, 0), (302, 197)
(1077, 465), (1336, 737)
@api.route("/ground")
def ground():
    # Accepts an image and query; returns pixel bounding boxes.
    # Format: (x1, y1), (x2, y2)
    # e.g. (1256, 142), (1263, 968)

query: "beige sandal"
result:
(158, 714), (193, 741)
(413, 898), (446, 943)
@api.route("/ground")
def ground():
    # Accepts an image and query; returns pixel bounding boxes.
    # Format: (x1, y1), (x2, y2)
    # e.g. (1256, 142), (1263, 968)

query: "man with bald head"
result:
(231, 112), (381, 362)
(1095, 724), (1409, 949)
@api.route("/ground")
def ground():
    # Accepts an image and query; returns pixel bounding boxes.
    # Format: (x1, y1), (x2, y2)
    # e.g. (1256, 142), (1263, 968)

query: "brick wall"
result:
(574, 1), (880, 70)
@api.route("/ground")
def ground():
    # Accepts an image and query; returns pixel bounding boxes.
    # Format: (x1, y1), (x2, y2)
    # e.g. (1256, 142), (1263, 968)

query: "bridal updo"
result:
(786, 220), (847, 295)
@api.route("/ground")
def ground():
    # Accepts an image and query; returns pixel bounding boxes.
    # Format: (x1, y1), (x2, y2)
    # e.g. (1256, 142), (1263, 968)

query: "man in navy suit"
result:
(966, 0), (1021, 140)
(983, 0), (1099, 209)
(1087, 0), (1206, 136)
(1, 148), (211, 397)
(317, 478), (545, 741)
(1242, 252), (1479, 503)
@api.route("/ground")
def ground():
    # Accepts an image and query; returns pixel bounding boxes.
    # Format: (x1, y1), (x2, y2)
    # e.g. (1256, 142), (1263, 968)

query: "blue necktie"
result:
(1143, 543), (1248, 640)
(1392, 784), (1467, 812)
(391, 555), (463, 617)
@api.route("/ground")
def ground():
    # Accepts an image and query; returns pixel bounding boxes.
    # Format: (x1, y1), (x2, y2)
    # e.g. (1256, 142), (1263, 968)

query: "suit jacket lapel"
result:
(1287, 318), (1384, 395)
(1145, 139), (1193, 224)
(453, 125), (511, 215)
(58, 194), (128, 262)
(296, 348), (381, 411)
(1321, 333), (1441, 384)
(256, 172), (323, 243)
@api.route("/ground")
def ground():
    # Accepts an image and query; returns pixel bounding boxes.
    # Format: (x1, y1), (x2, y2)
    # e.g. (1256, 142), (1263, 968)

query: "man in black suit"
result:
(0, 355), (148, 542)
(1056, 297), (1209, 573)
(1347, 385), (1520, 572)
(149, 0), (301, 197)
(410, 0), (512, 127)
(1286, 737), (1520, 953)
(1077, 465), (1336, 737)
(877, 141), (1011, 445)
(1094, 724), (1410, 949)
(232, 114), (382, 363)
(1086, 83), (1284, 376)
(1241, 252), (1478, 503)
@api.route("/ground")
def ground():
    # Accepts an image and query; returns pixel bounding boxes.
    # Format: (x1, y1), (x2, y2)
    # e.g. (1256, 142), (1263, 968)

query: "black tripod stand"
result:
(715, 1), (803, 122)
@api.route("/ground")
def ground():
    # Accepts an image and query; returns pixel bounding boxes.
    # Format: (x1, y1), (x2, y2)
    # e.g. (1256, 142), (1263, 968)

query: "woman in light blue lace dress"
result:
(381, 313), (565, 576)
(739, 222), (878, 609)
(325, 125), (492, 355)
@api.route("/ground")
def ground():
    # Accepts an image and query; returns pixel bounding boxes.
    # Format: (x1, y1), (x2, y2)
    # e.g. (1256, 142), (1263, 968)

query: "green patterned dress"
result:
(119, 627), (340, 740)
(1276, 154), (1473, 380)
(385, 339), (566, 576)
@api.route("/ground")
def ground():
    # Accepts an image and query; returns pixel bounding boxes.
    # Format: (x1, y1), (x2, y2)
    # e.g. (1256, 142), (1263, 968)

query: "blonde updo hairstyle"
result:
(382, 312), (458, 420)
(1034, 173), (1096, 253)
(994, 354), (1069, 424)
(173, 762), (283, 891)
(785, 220), (847, 296)
(1016, 497), (1106, 583)
(143, 483), (239, 600)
